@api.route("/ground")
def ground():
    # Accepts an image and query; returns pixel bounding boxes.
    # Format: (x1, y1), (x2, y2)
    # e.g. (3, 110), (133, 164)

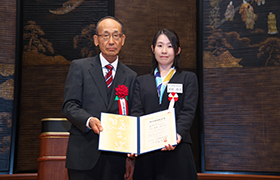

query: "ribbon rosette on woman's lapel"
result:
(115, 85), (129, 115)
(168, 92), (178, 110)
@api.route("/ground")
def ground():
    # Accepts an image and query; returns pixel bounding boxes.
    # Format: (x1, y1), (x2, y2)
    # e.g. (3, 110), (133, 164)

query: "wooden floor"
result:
(0, 173), (279, 180)
(0, 173), (37, 180)
(198, 173), (280, 180)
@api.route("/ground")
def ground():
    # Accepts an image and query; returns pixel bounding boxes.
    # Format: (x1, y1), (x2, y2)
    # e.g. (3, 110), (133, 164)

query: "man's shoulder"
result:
(118, 62), (137, 76)
(71, 56), (98, 65)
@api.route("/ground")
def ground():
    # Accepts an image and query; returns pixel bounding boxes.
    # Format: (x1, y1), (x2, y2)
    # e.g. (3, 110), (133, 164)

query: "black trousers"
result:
(68, 153), (124, 180)
(133, 142), (198, 180)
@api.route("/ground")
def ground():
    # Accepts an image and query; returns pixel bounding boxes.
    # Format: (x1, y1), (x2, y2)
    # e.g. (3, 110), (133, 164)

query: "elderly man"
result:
(62, 16), (137, 180)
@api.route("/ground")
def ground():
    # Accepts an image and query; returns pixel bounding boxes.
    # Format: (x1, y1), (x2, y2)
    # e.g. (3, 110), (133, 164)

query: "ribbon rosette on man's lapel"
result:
(115, 85), (129, 115)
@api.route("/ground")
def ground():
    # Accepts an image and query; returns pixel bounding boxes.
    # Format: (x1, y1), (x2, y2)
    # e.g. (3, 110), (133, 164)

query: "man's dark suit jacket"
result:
(62, 55), (137, 173)
(131, 71), (198, 144)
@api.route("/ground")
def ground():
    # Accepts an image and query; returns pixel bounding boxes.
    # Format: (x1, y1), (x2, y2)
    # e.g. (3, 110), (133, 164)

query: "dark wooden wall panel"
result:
(0, 0), (16, 64)
(0, 0), (16, 173)
(15, 0), (198, 172)
(17, 65), (69, 171)
(115, 0), (197, 69)
(203, 67), (280, 172)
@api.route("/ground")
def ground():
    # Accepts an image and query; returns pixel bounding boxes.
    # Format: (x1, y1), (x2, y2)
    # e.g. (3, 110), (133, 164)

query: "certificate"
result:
(98, 108), (177, 155)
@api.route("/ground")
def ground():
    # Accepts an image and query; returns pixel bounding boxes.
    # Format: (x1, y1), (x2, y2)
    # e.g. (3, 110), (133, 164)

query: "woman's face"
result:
(152, 34), (175, 68)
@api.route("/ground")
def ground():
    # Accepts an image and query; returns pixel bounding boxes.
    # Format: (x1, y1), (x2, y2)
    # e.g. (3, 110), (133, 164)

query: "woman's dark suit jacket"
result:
(62, 55), (137, 173)
(131, 71), (198, 144)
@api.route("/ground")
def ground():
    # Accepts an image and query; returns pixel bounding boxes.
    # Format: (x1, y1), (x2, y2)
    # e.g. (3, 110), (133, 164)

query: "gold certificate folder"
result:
(98, 108), (177, 155)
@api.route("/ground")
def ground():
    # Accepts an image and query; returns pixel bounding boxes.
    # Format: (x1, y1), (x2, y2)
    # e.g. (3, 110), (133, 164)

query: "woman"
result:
(130, 29), (199, 180)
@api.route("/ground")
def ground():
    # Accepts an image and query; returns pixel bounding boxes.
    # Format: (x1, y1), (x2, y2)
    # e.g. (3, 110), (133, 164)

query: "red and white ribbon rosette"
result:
(115, 85), (129, 115)
(168, 92), (178, 110)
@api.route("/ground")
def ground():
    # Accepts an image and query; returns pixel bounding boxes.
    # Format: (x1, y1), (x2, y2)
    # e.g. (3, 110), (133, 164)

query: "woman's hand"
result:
(127, 153), (138, 158)
(161, 133), (182, 151)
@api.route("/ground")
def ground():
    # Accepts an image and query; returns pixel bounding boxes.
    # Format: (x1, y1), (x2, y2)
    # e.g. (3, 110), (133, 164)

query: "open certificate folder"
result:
(98, 108), (177, 155)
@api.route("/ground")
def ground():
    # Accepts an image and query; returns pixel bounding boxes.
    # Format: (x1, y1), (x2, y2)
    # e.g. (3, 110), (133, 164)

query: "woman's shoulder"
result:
(174, 71), (198, 85)
(176, 70), (197, 78)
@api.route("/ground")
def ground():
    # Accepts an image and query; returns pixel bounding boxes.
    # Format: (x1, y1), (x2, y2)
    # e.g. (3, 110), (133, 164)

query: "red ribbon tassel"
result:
(118, 98), (128, 115)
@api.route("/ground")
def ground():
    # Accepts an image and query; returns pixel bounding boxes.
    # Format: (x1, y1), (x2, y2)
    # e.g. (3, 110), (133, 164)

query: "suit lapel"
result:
(149, 75), (160, 104)
(88, 56), (108, 107)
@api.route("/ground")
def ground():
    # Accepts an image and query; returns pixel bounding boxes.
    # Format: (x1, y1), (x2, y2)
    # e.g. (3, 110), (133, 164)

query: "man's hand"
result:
(125, 157), (135, 180)
(89, 117), (103, 134)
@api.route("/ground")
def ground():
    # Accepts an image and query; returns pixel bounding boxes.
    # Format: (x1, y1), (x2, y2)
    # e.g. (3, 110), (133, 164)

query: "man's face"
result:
(94, 19), (125, 63)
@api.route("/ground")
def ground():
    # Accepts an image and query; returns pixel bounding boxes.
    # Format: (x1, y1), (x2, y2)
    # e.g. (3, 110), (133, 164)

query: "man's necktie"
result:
(105, 64), (113, 88)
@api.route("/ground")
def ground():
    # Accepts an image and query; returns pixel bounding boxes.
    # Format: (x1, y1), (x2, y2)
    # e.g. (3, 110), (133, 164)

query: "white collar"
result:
(99, 53), (118, 70)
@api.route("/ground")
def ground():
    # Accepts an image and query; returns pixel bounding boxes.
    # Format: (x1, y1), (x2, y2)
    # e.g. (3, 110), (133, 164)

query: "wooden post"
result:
(37, 118), (70, 180)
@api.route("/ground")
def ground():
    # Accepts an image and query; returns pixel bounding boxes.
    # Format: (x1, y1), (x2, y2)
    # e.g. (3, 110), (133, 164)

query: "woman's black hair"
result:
(151, 29), (181, 74)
